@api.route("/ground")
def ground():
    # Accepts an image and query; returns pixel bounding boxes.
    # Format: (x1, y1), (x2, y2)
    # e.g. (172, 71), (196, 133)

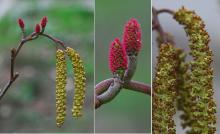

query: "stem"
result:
(95, 78), (151, 109)
(124, 55), (137, 83)
(152, 7), (175, 44)
(96, 77), (122, 108)
(0, 31), (68, 101)
(40, 33), (66, 49)
(152, 7), (167, 43)
(157, 9), (175, 15)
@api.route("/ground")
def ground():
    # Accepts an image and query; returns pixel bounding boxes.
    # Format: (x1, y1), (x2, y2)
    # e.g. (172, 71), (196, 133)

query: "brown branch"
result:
(40, 33), (66, 49)
(95, 78), (151, 109)
(124, 80), (151, 95)
(152, 7), (175, 44)
(0, 31), (68, 101)
(157, 9), (175, 15)
(124, 55), (137, 83)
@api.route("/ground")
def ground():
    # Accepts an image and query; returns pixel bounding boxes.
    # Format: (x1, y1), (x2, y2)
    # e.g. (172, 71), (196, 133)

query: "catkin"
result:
(153, 43), (179, 134)
(174, 7), (216, 134)
(55, 49), (67, 127)
(66, 47), (86, 118)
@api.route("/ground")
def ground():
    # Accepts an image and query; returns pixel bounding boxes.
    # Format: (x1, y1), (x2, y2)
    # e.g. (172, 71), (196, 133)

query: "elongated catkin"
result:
(66, 47), (86, 118)
(55, 49), (67, 127)
(174, 7), (216, 134)
(153, 43), (179, 134)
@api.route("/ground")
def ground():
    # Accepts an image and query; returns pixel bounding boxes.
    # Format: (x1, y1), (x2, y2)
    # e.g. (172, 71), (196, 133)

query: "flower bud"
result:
(17, 18), (25, 29)
(109, 38), (127, 75)
(123, 18), (141, 56)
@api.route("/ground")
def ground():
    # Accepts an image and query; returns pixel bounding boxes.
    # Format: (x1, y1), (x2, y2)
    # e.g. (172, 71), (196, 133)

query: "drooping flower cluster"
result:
(123, 18), (141, 55)
(152, 43), (179, 134)
(109, 38), (127, 75)
(66, 47), (86, 118)
(55, 49), (67, 127)
(174, 7), (216, 134)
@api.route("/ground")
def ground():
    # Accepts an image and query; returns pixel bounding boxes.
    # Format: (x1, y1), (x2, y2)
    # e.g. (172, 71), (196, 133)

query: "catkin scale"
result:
(55, 49), (67, 127)
(66, 47), (86, 118)
(174, 7), (216, 134)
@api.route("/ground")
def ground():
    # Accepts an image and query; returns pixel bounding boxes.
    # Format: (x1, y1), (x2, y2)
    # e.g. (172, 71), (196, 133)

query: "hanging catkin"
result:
(153, 43), (179, 134)
(66, 47), (86, 118)
(174, 7), (216, 133)
(55, 49), (67, 127)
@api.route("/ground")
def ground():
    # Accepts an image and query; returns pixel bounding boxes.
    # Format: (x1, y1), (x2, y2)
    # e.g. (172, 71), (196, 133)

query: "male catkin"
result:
(55, 49), (67, 127)
(66, 47), (86, 118)
(174, 7), (216, 134)
(153, 43), (179, 134)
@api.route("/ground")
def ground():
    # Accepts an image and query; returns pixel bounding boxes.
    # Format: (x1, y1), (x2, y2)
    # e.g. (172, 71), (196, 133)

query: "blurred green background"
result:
(95, 0), (151, 133)
(0, 0), (94, 133)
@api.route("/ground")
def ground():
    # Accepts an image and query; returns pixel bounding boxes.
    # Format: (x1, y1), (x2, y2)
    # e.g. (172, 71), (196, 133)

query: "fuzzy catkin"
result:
(66, 47), (86, 118)
(55, 49), (67, 127)
(174, 7), (216, 134)
(153, 43), (179, 134)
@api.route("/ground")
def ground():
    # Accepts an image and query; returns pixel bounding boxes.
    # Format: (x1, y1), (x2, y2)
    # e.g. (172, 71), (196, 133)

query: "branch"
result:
(124, 55), (137, 83)
(95, 78), (151, 109)
(152, 7), (175, 44)
(96, 77), (122, 108)
(0, 32), (68, 101)
(157, 8), (175, 15)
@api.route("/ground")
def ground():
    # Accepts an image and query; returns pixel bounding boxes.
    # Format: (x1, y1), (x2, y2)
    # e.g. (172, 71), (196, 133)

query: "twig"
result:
(124, 55), (137, 83)
(40, 33), (66, 49)
(0, 32), (68, 101)
(157, 9), (175, 15)
(95, 78), (151, 109)
(152, 7), (175, 44)
(96, 77), (122, 107)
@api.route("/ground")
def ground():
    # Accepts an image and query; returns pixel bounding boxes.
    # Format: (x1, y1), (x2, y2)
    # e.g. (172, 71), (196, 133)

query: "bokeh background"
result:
(95, 0), (151, 133)
(153, 0), (220, 133)
(0, 0), (94, 133)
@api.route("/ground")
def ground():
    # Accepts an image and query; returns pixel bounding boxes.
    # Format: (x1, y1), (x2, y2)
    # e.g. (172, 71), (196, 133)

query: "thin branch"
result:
(96, 77), (122, 108)
(152, 7), (175, 44)
(40, 33), (66, 49)
(0, 31), (68, 101)
(95, 78), (151, 109)
(124, 55), (137, 83)
(157, 9), (175, 15)
(123, 80), (151, 95)
(95, 78), (113, 95)
(152, 7), (167, 43)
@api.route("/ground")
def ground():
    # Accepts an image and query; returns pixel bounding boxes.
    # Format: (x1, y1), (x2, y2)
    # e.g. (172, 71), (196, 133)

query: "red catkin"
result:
(17, 18), (25, 29)
(109, 38), (128, 73)
(123, 18), (141, 55)
(40, 16), (48, 28)
(35, 24), (41, 33)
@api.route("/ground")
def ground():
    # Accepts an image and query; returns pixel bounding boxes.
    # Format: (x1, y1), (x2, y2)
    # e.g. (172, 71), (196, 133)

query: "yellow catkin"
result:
(66, 47), (86, 118)
(55, 49), (67, 127)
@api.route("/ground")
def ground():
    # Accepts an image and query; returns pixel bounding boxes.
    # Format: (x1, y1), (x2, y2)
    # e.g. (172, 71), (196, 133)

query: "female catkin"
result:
(153, 43), (179, 134)
(174, 7), (216, 133)
(55, 49), (67, 127)
(66, 47), (86, 118)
